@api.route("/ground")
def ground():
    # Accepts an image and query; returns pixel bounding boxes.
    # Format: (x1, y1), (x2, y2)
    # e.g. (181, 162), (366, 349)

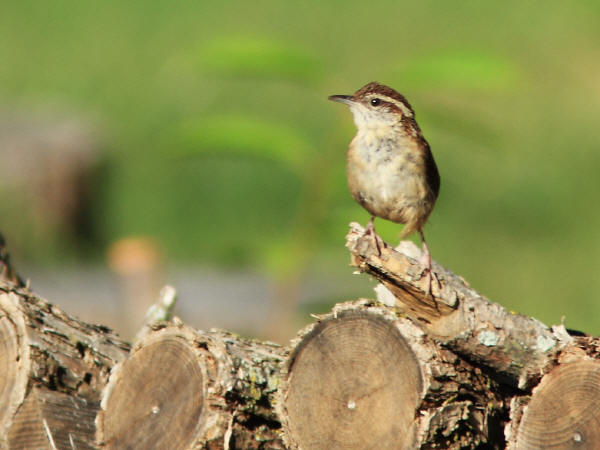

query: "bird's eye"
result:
(370, 98), (381, 106)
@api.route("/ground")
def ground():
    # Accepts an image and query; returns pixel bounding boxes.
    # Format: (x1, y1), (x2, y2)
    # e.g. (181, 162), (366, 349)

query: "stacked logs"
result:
(2, 225), (600, 448)
(0, 236), (130, 448)
(344, 223), (600, 449)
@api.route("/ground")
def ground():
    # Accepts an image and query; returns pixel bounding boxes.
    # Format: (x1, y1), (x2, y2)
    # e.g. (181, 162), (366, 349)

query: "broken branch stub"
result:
(345, 222), (569, 389)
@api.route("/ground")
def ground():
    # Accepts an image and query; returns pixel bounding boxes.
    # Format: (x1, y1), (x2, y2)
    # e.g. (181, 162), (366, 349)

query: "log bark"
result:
(345, 222), (572, 390)
(97, 320), (286, 449)
(277, 300), (509, 449)
(0, 283), (130, 448)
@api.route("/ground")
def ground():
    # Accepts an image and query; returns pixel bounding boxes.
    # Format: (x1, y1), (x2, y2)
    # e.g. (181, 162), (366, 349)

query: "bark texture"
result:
(97, 320), (286, 449)
(0, 282), (130, 449)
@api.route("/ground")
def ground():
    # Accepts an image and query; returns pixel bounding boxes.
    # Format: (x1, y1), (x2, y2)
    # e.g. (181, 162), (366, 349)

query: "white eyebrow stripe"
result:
(373, 94), (414, 117)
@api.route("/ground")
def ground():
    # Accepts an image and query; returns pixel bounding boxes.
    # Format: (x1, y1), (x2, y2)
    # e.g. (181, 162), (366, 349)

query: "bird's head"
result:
(329, 82), (416, 132)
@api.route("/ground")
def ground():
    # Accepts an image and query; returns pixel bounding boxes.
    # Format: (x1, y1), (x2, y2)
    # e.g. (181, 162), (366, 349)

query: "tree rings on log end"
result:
(8, 387), (99, 449)
(99, 336), (204, 449)
(281, 310), (422, 449)
(516, 360), (600, 449)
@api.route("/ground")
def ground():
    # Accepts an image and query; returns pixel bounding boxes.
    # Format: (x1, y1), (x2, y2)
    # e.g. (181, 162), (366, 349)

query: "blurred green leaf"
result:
(174, 115), (313, 173)
(258, 237), (300, 278)
(396, 50), (520, 91)
(196, 36), (321, 83)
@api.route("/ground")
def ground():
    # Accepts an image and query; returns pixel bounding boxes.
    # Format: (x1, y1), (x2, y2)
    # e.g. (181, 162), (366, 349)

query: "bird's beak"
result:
(328, 94), (354, 105)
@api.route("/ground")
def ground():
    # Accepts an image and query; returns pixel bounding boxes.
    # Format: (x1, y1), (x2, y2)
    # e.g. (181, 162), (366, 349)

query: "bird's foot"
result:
(419, 248), (441, 298)
(421, 267), (442, 298)
(365, 218), (385, 256)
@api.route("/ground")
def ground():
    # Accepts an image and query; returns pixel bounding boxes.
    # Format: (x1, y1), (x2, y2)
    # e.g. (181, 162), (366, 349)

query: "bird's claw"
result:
(365, 219), (384, 256)
(418, 239), (441, 299)
(421, 265), (442, 298)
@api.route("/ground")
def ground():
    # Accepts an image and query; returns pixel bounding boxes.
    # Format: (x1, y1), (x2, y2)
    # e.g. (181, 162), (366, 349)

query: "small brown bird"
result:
(329, 82), (440, 293)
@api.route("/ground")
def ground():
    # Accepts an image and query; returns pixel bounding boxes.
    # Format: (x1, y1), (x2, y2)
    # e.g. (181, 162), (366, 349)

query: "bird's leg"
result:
(418, 230), (441, 297)
(366, 215), (376, 233)
(365, 216), (383, 256)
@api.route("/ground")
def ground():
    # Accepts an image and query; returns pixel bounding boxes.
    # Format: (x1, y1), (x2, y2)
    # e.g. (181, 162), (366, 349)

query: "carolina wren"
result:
(329, 82), (440, 294)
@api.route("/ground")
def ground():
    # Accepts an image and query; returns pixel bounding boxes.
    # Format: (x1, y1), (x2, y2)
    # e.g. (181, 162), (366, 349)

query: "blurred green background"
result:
(1, 0), (600, 338)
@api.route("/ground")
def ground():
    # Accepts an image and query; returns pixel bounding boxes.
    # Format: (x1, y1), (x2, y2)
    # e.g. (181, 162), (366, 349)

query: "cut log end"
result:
(8, 388), (99, 450)
(99, 337), (204, 450)
(516, 360), (600, 449)
(281, 310), (422, 449)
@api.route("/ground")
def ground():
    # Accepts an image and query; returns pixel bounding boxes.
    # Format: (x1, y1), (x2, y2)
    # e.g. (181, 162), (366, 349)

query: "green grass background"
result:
(2, 1), (600, 332)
